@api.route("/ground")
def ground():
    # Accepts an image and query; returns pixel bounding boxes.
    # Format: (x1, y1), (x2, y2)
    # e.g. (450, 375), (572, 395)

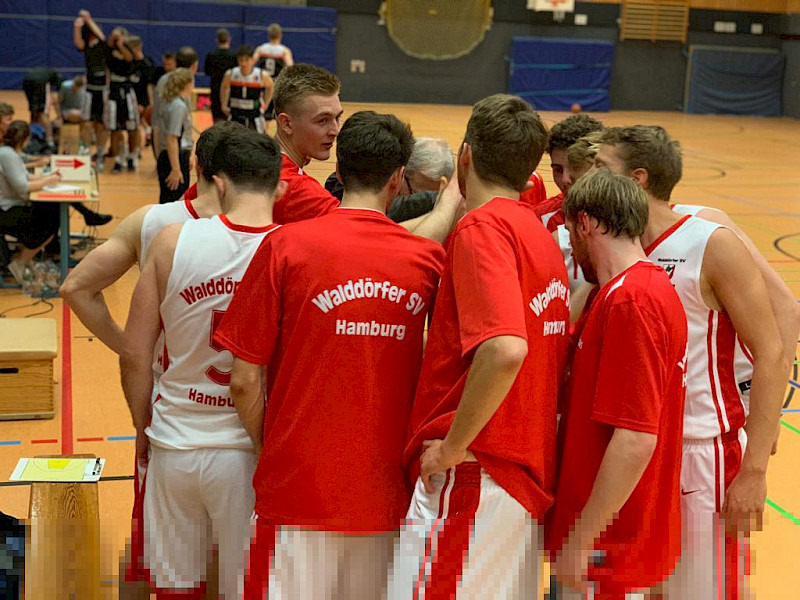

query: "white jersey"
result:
(672, 203), (710, 217)
(140, 199), (200, 266)
(555, 224), (586, 294)
(227, 66), (265, 113)
(645, 215), (753, 439)
(146, 216), (280, 450)
(253, 42), (289, 77)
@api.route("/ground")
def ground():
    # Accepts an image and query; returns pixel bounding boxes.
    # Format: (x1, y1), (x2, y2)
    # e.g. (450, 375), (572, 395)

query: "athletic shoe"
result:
(127, 158), (136, 172)
(96, 159), (105, 174)
(6, 260), (30, 286)
(112, 162), (123, 174)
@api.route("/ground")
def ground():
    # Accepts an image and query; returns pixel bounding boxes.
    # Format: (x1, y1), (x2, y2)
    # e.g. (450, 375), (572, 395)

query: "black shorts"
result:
(105, 85), (139, 132)
(0, 204), (59, 250)
(85, 85), (108, 123)
(157, 149), (191, 204)
(229, 111), (265, 133)
(22, 80), (49, 115)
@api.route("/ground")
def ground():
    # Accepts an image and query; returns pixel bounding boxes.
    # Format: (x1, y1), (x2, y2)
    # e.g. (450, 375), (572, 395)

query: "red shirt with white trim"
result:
(405, 197), (570, 518)
(518, 171), (547, 210)
(549, 261), (687, 592)
(180, 154), (339, 224)
(214, 208), (445, 532)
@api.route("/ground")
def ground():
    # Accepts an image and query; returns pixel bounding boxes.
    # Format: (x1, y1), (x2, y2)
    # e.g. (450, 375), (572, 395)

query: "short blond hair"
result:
(160, 68), (193, 103)
(268, 23), (282, 40)
(566, 131), (603, 171)
(273, 64), (340, 116)
(564, 167), (649, 239)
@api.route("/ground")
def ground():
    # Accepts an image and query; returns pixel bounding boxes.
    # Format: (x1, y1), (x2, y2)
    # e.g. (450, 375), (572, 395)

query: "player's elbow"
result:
(229, 361), (260, 400)
(485, 336), (528, 372)
(58, 273), (80, 303)
(614, 428), (657, 466)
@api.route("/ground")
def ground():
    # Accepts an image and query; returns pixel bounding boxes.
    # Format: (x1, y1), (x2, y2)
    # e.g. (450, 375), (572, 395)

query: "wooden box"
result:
(0, 318), (57, 420)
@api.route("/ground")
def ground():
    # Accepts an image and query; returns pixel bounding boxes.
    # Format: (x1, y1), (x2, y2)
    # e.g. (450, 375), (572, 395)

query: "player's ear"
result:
(212, 174), (226, 202)
(277, 112), (292, 136)
(630, 167), (648, 191)
(458, 143), (471, 170)
(577, 210), (592, 236)
(273, 180), (288, 203)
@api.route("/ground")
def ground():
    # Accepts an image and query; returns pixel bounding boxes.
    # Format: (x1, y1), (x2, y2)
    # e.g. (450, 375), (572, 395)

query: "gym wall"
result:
(0, 0), (336, 90)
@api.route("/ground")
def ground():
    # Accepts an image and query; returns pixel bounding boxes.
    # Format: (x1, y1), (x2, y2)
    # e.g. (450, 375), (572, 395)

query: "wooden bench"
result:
(26, 454), (101, 599)
(58, 123), (82, 155)
(0, 319), (57, 420)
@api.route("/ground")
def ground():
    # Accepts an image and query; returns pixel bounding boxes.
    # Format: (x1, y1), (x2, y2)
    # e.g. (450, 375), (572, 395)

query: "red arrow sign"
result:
(54, 159), (86, 169)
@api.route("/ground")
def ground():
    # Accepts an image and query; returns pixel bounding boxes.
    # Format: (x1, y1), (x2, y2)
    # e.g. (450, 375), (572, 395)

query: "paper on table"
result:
(9, 457), (106, 482)
(42, 184), (83, 193)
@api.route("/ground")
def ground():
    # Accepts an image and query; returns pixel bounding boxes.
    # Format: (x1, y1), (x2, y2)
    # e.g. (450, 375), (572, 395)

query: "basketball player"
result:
(594, 125), (791, 599)
(120, 128), (284, 599)
(60, 122), (245, 355)
(253, 23), (294, 120)
(73, 10), (108, 166)
(204, 29), (237, 122)
(104, 27), (140, 174)
(549, 168), (687, 598)
(21, 67), (62, 153)
(220, 45), (274, 133)
(213, 111), (446, 600)
(389, 95), (570, 599)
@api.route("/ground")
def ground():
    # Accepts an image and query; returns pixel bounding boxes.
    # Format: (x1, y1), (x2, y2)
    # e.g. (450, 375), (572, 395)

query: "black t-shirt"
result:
(204, 48), (237, 92)
(107, 47), (135, 86)
(81, 28), (108, 86)
(150, 66), (166, 87)
(131, 55), (157, 106)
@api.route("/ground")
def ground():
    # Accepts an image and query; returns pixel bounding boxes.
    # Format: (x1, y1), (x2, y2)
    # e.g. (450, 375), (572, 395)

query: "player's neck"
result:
(192, 183), (221, 217)
(340, 190), (387, 214)
(641, 198), (681, 250)
(593, 236), (647, 287)
(276, 133), (309, 168)
(224, 193), (274, 227)
(465, 175), (518, 212)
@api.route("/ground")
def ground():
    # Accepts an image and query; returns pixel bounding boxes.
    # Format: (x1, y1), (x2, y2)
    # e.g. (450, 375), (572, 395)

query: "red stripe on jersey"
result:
(707, 312), (728, 436)
(230, 81), (265, 89)
(425, 464), (481, 600)
(738, 338), (754, 364)
(644, 215), (691, 256)
(184, 199), (200, 220)
(218, 214), (276, 234)
(716, 313), (747, 432)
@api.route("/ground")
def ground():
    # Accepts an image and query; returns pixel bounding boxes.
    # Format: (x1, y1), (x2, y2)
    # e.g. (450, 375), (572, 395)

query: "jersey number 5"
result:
(207, 310), (231, 385)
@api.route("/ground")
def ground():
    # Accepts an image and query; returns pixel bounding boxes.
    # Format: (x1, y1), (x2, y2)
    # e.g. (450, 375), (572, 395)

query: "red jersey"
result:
(537, 193), (564, 233)
(549, 261), (687, 592)
(405, 197), (570, 518)
(274, 154), (339, 224)
(518, 171), (547, 209)
(214, 208), (445, 532)
(180, 155), (339, 224)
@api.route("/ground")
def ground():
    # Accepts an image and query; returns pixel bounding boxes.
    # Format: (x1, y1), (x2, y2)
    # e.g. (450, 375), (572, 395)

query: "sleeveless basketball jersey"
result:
(146, 216), (280, 450)
(672, 203), (710, 217)
(555, 224), (586, 294)
(227, 66), (264, 115)
(645, 216), (753, 440)
(253, 43), (288, 78)
(140, 199), (200, 266)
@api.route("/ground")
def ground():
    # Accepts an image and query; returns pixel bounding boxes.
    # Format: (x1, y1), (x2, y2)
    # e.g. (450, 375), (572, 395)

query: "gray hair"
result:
(406, 137), (455, 181)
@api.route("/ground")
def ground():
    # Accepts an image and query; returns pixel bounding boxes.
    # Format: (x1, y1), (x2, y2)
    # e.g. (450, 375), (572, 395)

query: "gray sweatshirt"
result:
(0, 146), (30, 211)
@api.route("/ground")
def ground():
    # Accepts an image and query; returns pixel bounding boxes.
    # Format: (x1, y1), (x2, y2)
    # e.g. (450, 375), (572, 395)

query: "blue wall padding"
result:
(0, 1), (336, 89)
(686, 48), (784, 116)
(509, 37), (614, 112)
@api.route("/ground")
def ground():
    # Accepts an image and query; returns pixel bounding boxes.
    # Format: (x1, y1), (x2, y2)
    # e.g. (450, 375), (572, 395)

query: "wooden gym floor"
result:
(0, 90), (798, 598)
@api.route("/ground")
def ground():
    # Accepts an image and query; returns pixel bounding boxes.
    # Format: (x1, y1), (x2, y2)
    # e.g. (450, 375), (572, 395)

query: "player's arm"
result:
(704, 228), (789, 534)
(230, 357), (266, 453)
(262, 72), (274, 111)
(556, 428), (657, 593)
(60, 206), (150, 354)
(73, 17), (85, 50)
(402, 173), (463, 244)
(220, 71), (231, 116)
(79, 10), (105, 42)
(420, 335), (528, 492)
(698, 207), (800, 368)
(284, 48), (294, 66)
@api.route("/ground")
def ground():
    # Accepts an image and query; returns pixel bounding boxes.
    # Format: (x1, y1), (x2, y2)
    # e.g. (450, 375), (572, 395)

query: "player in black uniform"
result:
(21, 68), (62, 153)
(105, 28), (139, 174)
(204, 29), (237, 123)
(73, 10), (109, 169)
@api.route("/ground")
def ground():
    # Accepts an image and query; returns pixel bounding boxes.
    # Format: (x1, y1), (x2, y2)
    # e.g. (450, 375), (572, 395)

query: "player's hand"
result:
(79, 10), (91, 19)
(222, 106), (231, 117)
(553, 532), (592, 595)
(166, 168), (184, 191)
(47, 172), (62, 186)
(420, 439), (467, 493)
(135, 430), (149, 468)
(74, 17), (84, 27)
(36, 156), (50, 168)
(722, 468), (766, 536)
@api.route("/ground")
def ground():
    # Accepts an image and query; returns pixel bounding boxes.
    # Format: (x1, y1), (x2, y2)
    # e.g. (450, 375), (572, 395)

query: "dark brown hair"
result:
(3, 121), (29, 149)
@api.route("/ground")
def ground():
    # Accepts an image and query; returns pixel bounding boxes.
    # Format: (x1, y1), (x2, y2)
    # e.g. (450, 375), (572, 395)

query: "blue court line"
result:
(782, 409), (800, 413)
(789, 380), (800, 391)
(106, 436), (136, 442)
(0, 441), (21, 446)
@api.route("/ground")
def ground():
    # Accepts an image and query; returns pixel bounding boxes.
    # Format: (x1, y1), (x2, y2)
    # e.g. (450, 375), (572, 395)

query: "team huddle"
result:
(61, 63), (798, 600)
